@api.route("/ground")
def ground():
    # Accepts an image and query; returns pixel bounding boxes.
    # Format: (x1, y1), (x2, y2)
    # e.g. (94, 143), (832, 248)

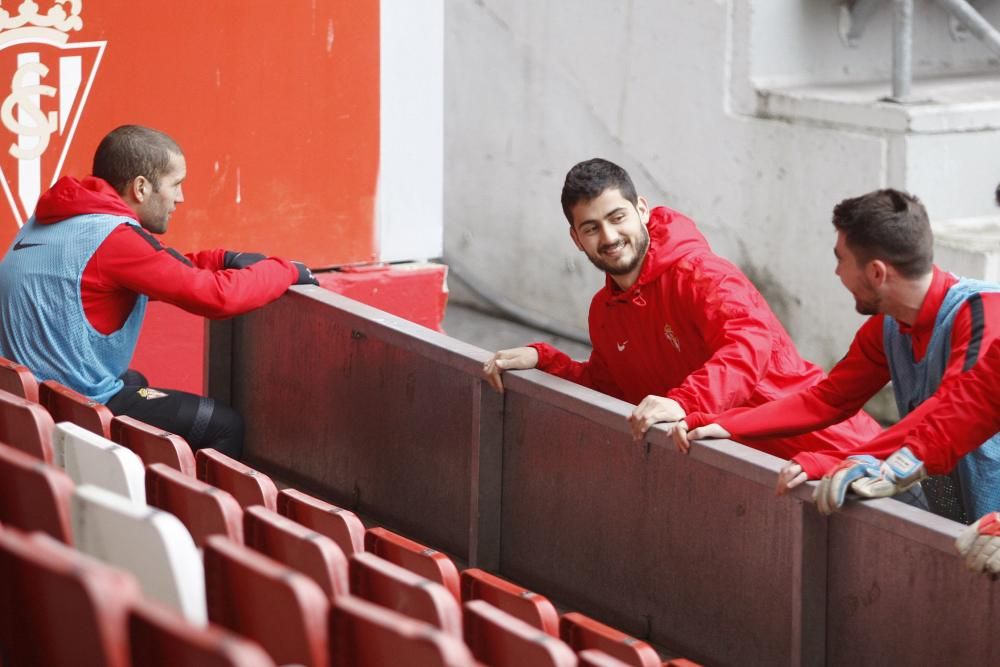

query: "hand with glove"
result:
(955, 511), (1000, 575)
(224, 251), (319, 286)
(813, 447), (926, 515)
(292, 261), (319, 286)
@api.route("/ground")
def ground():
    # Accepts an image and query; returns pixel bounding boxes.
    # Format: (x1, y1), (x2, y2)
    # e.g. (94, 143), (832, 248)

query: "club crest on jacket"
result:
(664, 324), (680, 351)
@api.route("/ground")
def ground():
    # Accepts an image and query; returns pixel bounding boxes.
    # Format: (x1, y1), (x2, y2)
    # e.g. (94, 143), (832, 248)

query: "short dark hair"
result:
(92, 125), (182, 195)
(561, 158), (638, 223)
(831, 188), (933, 279)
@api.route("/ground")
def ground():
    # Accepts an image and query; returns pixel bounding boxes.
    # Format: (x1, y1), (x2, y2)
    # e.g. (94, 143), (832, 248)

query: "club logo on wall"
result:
(0, 1), (104, 227)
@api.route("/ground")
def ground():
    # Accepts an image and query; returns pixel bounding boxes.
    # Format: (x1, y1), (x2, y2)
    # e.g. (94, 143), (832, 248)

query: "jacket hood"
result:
(605, 205), (711, 299)
(35, 176), (137, 225)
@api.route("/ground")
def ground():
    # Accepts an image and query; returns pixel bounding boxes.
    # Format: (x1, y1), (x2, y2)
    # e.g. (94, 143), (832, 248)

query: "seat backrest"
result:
(39, 379), (112, 438)
(277, 488), (365, 556)
(329, 594), (475, 667)
(461, 568), (559, 636)
(129, 599), (277, 667)
(364, 527), (461, 601)
(578, 650), (635, 667)
(204, 535), (330, 667)
(196, 448), (278, 510)
(463, 600), (578, 667)
(146, 463), (244, 547)
(244, 505), (349, 599)
(112, 414), (196, 476)
(0, 355), (38, 402)
(72, 484), (207, 625)
(0, 528), (141, 667)
(0, 387), (55, 462)
(0, 442), (74, 543)
(559, 613), (661, 667)
(54, 421), (146, 504)
(349, 551), (462, 638)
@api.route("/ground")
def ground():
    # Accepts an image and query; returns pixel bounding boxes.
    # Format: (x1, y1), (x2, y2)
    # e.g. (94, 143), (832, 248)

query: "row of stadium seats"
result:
(0, 356), (701, 666)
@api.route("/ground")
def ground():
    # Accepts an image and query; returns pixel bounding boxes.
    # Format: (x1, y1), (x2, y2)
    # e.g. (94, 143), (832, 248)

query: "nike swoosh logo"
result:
(12, 240), (43, 251)
(617, 340), (628, 352)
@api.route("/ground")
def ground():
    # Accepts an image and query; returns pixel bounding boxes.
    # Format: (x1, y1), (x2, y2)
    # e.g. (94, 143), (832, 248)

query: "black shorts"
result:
(105, 370), (244, 460)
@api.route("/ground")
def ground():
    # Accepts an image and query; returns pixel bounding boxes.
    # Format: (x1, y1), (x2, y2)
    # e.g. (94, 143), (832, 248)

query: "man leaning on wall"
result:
(678, 189), (1000, 524)
(0, 125), (318, 459)
(482, 157), (881, 460)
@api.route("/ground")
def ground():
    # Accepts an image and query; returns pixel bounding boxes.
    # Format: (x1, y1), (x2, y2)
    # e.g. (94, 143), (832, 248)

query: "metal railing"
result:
(841, 0), (1000, 102)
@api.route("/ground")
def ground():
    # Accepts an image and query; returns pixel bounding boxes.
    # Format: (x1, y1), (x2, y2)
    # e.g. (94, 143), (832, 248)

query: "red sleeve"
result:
(529, 343), (624, 400)
(663, 263), (776, 414)
(91, 224), (298, 318)
(690, 316), (890, 439)
(794, 308), (1000, 478)
(184, 248), (226, 270)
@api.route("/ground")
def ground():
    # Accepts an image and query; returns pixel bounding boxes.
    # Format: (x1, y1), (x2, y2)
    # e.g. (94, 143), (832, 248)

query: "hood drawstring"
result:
(632, 290), (647, 307)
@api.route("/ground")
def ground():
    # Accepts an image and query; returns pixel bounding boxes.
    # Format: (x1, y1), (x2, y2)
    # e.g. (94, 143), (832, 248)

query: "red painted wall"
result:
(0, 1), (380, 265)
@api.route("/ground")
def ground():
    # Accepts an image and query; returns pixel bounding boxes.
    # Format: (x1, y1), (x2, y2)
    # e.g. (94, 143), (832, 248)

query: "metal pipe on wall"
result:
(891, 0), (914, 102)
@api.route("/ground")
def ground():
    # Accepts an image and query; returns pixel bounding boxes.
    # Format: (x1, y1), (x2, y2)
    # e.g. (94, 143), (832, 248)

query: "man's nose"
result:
(599, 224), (618, 245)
(176, 186), (185, 204)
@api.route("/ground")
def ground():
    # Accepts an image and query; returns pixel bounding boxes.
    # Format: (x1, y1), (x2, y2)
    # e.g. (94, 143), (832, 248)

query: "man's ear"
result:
(867, 259), (888, 286)
(637, 196), (650, 224)
(569, 226), (584, 252)
(129, 176), (150, 203)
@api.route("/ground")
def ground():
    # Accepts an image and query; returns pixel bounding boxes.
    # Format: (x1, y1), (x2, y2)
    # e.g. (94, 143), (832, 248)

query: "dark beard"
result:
(585, 224), (650, 276)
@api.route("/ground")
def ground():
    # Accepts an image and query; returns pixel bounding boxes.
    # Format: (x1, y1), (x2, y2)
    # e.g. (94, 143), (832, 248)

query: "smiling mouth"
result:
(600, 241), (627, 257)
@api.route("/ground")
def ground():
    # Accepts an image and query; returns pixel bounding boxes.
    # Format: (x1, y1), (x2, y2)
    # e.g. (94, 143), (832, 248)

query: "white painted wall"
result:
(444, 0), (1000, 372)
(378, 0), (444, 262)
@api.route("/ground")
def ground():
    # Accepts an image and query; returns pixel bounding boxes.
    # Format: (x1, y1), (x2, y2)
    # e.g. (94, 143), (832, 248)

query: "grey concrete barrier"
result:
(210, 287), (996, 667)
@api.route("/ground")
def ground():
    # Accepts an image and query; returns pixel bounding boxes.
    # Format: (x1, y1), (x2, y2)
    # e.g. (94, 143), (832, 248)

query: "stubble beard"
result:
(585, 224), (650, 277)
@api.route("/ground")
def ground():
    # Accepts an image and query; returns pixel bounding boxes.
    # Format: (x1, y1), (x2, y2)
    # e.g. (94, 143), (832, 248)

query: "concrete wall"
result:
(213, 288), (998, 667)
(443, 0), (1000, 369)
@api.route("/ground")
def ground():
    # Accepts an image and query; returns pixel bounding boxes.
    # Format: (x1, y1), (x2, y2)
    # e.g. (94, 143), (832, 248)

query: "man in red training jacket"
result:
(678, 189), (1000, 523)
(482, 157), (881, 459)
(0, 125), (317, 459)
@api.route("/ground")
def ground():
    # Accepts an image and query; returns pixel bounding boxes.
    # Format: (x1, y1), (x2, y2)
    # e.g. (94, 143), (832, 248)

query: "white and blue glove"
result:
(956, 512), (1000, 575)
(814, 447), (926, 515)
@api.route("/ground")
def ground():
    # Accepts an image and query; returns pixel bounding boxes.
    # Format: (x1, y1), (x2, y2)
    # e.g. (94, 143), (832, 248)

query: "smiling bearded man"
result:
(483, 157), (881, 461)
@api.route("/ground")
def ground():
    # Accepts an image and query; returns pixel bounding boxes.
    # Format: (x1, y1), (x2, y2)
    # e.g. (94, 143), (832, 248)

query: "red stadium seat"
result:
(0, 387), (54, 462)
(112, 414), (195, 476)
(196, 448), (278, 510)
(244, 505), (349, 599)
(0, 443), (74, 543)
(349, 551), (462, 637)
(330, 595), (476, 667)
(39, 379), (112, 438)
(277, 488), (365, 556)
(0, 355), (38, 402)
(579, 650), (635, 667)
(364, 526), (461, 601)
(461, 568), (559, 636)
(0, 528), (141, 667)
(464, 600), (578, 667)
(560, 613), (661, 667)
(146, 463), (244, 547)
(129, 599), (277, 667)
(204, 535), (330, 667)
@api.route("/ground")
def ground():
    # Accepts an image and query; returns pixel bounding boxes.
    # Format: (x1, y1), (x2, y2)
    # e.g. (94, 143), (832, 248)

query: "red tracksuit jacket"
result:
(530, 206), (882, 459)
(35, 176), (300, 335)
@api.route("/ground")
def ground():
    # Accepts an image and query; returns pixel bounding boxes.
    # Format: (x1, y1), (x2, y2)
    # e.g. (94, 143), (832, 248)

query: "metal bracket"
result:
(839, 0), (886, 47)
